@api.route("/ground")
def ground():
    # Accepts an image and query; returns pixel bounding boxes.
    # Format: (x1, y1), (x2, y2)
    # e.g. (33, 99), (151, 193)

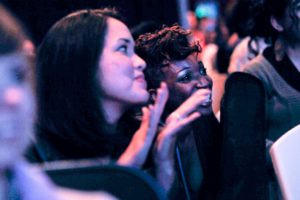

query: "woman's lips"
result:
(135, 75), (147, 88)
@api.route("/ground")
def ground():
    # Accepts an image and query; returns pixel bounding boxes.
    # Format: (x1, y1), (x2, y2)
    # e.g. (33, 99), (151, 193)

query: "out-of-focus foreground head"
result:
(0, 4), (35, 169)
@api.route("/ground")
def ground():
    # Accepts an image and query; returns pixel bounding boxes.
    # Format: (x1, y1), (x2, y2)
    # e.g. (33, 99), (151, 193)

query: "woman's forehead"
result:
(105, 17), (133, 43)
(161, 56), (196, 75)
(170, 55), (197, 68)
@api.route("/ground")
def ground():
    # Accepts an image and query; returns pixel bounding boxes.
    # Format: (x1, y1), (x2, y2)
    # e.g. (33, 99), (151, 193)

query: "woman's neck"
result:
(100, 98), (128, 126)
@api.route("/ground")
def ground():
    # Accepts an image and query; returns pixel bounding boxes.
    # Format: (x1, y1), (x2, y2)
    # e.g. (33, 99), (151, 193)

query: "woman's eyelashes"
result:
(117, 44), (129, 54)
(177, 70), (194, 83)
(12, 66), (26, 83)
(117, 41), (135, 56)
(176, 66), (207, 83)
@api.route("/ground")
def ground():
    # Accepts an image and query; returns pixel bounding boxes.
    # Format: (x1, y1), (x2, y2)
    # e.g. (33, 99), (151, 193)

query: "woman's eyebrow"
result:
(117, 38), (134, 45)
(176, 66), (190, 74)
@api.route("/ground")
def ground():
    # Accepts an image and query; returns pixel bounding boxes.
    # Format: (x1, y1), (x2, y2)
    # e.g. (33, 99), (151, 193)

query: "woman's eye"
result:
(118, 45), (128, 54)
(177, 72), (193, 83)
(12, 67), (26, 83)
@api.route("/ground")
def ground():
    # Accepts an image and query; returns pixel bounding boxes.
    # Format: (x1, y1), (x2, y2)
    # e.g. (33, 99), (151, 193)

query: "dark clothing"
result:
(193, 114), (221, 200)
(170, 113), (221, 200)
(244, 47), (300, 141)
(243, 46), (300, 200)
(26, 131), (131, 163)
(26, 113), (221, 200)
(26, 115), (139, 163)
(263, 47), (300, 93)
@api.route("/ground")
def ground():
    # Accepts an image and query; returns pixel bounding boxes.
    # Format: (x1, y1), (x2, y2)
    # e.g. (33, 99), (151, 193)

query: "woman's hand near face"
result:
(172, 88), (212, 118)
(154, 88), (211, 159)
(117, 82), (168, 168)
(153, 88), (211, 191)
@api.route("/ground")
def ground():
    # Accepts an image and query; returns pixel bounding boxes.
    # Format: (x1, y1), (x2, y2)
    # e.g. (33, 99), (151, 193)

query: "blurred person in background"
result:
(228, 0), (271, 73)
(242, 0), (300, 198)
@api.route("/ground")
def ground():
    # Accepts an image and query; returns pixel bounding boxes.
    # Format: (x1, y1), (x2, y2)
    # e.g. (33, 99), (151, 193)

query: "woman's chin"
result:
(129, 92), (149, 106)
(0, 148), (23, 169)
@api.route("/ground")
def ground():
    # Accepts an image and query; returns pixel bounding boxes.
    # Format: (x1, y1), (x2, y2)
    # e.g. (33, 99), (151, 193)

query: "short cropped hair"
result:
(136, 24), (201, 89)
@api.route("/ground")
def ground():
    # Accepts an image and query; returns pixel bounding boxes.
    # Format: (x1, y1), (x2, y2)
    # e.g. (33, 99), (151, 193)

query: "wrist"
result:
(155, 159), (175, 192)
(153, 133), (176, 162)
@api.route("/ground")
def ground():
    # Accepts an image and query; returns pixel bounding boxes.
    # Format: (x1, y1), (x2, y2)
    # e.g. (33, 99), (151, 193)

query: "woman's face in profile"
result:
(98, 17), (149, 108)
(283, 0), (300, 42)
(0, 52), (34, 168)
(162, 54), (213, 114)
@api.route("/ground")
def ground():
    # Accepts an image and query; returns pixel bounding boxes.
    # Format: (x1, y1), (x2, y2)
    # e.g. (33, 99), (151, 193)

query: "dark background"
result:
(2, 0), (180, 45)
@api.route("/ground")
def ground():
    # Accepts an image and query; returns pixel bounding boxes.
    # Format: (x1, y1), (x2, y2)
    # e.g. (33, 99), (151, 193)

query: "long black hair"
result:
(36, 8), (132, 158)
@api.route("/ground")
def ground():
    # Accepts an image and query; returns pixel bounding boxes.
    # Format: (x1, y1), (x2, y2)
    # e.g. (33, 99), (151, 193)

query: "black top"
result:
(25, 115), (139, 163)
(26, 111), (221, 200)
(263, 47), (300, 92)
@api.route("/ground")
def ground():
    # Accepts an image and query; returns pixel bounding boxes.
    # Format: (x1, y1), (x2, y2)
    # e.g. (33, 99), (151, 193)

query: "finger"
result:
(162, 112), (201, 139)
(147, 104), (155, 130)
(193, 88), (211, 96)
(139, 107), (150, 131)
(154, 82), (168, 115)
(170, 112), (201, 133)
(175, 90), (212, 116)
(178, 112), (201, 127)
(137, 106), (158, 143)
(193, 89), (212, 102)
(151, 82), (169, 127)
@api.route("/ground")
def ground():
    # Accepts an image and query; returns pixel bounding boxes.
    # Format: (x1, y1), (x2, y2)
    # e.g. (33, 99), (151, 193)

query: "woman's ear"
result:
(270, 16), (284, 32)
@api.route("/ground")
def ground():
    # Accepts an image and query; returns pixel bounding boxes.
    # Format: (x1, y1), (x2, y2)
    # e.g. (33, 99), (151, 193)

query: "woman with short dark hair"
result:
(136, 24), (221, 199)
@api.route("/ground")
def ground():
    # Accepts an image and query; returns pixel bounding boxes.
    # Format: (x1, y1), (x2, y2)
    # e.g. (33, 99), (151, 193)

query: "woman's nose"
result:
(195, 75), (213, 89)
(132, 54), (146, 71)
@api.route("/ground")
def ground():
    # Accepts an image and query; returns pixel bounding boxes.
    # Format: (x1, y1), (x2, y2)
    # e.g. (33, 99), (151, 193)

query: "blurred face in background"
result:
(273, 0), (300, 45)
(285, 0), (300, 43)
(198, 17), (217, 44)
(0, 52), (34, 169)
